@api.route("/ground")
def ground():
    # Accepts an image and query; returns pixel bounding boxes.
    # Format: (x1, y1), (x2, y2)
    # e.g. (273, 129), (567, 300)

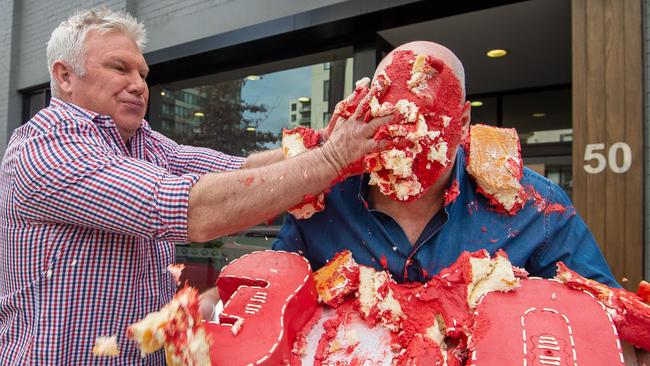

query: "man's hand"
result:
(320, 85), (390, 177)
(198, 287), (220, 321)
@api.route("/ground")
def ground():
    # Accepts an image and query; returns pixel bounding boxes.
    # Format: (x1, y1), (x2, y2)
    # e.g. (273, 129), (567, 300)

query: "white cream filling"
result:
(427, 141), (449, 166)
(467, 254), (519, 308)
(380, 149), (413, 178)
(282, 132), (308, 158)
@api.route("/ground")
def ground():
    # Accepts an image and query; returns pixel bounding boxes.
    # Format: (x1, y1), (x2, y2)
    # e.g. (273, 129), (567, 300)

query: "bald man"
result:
(273, 41), (618, 287)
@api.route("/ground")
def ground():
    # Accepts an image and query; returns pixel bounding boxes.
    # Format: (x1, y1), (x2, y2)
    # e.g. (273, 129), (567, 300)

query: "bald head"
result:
(364, 41), (471, 202)
(375, 41), (465, 100)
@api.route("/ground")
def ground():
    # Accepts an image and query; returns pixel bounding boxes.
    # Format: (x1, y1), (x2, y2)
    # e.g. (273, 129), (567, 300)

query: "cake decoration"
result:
(206, 250), (318, 365)
(555, 262), (650, 351)
(127, 250), (648, 365)
(469, 278), (625, 365)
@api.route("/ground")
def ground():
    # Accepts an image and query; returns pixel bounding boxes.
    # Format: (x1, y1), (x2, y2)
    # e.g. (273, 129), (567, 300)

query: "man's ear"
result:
(460, 101), (471, 141)
(52, 61), (74, 95)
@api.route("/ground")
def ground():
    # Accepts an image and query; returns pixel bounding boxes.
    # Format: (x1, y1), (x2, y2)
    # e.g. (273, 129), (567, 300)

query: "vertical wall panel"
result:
(572, 0), (644, 289)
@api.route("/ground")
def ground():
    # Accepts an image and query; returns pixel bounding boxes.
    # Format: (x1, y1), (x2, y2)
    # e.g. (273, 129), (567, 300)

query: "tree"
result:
(169, 79), (278, 156)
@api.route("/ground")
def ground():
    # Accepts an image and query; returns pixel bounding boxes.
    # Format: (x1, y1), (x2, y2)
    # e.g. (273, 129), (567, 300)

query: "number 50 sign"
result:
(583, 142), (632, 174)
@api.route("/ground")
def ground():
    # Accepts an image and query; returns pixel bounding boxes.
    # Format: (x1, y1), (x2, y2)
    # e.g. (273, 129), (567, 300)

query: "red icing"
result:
(313, 302), (356, 365)
(443, 179), (460, 206)
(369, 50), (465, 202)
(290, 306), (323, 363)
(313, 250), (360, 308)
(470, 278), (625, 365)
(525, 186), (569, 215)
(379, 255), (388, 269)
(639, 281), (650, 304)
(207, 251), (318, 365)
(283, 126), (321, 149)
(392, 334), (445, 366)
(556, 262), (650, 351)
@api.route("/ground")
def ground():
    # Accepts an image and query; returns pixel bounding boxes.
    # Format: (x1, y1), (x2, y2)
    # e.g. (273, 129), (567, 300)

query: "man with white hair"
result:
(273, 41), (619, 287)
(0, 8), (389, 364)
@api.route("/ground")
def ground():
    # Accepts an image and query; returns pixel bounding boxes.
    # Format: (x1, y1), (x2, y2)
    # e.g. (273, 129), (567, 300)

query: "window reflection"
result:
(152, 58), (353, 155)
(502, 88), (571, 144)
(149, 57), (353, 285)
(468, 86), (572, 195)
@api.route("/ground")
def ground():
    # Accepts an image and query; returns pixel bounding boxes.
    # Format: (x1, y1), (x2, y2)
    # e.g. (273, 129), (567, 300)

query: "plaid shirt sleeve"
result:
(13, 120), (198, 243)
(151, 130), (246, 175)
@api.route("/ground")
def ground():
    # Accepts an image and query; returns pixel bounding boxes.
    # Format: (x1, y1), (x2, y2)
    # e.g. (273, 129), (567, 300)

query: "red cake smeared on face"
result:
(555, 263), (650, 351)
(365, 49), (465, 202)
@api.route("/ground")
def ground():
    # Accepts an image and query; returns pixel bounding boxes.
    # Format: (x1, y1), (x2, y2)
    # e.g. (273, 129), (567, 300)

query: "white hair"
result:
(46, 7), (147, 96)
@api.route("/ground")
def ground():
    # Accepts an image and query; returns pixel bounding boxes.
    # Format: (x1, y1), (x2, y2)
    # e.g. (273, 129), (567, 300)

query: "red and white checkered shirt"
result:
(0, 98), (245, 365)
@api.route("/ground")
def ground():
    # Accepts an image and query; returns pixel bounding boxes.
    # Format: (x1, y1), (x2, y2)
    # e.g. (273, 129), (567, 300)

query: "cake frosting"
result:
(469, 277), (625, 365)
(363, 50), (465, 202)
(639, 280), (650, 304)
(313, 250), (360, 307)
(206, 250), (318, 365)
(555, 262), (650, 351)
(465, 124), (526, 214)
(127, 286), (211, 366)
(127, 250), (647, 365)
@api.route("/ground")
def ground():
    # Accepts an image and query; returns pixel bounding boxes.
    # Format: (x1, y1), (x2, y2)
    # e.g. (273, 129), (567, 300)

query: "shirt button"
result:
(46, 270), (53, 278)
(70, 259), (77, 266)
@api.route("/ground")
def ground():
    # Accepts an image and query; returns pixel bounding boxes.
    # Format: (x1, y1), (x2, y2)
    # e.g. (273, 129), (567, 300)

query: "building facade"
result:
(0, 0), (647, 288)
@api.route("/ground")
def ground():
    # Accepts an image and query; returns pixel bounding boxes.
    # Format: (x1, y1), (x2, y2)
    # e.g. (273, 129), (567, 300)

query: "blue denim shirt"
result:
(273, 150), (619, 287)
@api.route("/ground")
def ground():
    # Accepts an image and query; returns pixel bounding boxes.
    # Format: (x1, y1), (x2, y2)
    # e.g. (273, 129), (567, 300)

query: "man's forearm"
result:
(187, 147), (337, 242)
(241, 148), (284, 169)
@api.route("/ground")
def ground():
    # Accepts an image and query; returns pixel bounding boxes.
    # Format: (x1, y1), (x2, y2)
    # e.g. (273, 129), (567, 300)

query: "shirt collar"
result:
(48, 97), (151, 133)
(357, 148), (466, 209)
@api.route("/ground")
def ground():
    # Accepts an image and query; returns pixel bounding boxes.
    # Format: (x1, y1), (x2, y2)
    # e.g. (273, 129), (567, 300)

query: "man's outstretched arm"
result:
(187, 96), (388, 242)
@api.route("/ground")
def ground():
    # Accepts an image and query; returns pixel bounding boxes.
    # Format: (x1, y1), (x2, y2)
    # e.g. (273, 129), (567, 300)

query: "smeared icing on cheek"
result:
(365, 50), (464, 201)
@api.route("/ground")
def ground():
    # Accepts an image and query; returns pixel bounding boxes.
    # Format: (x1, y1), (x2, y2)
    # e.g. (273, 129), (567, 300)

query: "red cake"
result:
(465, 124), (526, 215)
(364, 50), (466, 202)
(127, 286), (211, 366)
(206, 250), (318, 365)
(281, 127), (326, 219)
(555, 262), (650, 351)
(313, 250), (360, 307)
(639, 280), (650, 304)
(469, 278), (625, 365)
